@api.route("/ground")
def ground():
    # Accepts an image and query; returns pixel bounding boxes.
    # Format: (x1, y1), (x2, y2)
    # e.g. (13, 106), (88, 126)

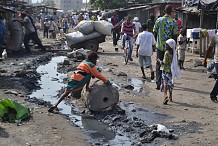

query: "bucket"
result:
(192, 32), (200, 39)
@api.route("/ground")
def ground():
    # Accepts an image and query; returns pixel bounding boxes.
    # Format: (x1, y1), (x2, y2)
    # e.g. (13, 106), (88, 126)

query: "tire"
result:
(85, 40), (99, 52)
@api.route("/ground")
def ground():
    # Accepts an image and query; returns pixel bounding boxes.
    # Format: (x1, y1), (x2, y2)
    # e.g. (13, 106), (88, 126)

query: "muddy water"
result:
(30, 56), (177, 145)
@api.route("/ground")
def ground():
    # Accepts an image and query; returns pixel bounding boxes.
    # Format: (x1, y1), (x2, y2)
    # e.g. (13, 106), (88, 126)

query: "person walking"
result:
(43, 18), (50, 38)
(153, 5), (178, 90)
(0, 15), (6, 50)
(147, 13), (155, 33)
(15, 11), (46, 53)
(111, 11), (121, 47)
(203, 33), (218, 102)
(177, 28), (189, 69)
(157, 39), (181, 104)
(133, 17), (142, 35)
(136, 23), (156, 80)
(121, 16), (136, 61)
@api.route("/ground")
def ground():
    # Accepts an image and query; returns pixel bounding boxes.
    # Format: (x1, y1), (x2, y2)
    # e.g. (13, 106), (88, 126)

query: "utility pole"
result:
(85, 0), (87, 11)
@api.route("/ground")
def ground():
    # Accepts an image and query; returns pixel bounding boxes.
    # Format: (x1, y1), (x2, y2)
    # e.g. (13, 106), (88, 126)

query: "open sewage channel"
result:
(22, 56), (201, 146)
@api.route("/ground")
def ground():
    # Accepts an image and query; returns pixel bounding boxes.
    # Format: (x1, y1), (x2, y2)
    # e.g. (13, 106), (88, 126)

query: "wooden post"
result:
(199, 10), (204, 57)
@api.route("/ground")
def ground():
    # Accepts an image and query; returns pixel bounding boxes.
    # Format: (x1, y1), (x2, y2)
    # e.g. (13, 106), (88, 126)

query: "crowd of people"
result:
(110, 4), (217, 105)
(0, 4), (217, 109)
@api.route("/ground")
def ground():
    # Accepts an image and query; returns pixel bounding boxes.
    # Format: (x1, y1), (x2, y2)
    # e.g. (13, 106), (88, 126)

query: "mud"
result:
(22, 55), (203, 146)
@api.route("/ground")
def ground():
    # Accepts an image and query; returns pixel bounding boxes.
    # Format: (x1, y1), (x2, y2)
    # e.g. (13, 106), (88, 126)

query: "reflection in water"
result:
(30, 56), (116, 142)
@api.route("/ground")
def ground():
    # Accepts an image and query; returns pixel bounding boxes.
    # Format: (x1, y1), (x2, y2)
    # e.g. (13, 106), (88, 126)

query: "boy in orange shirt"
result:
(48, 52), (110, 112)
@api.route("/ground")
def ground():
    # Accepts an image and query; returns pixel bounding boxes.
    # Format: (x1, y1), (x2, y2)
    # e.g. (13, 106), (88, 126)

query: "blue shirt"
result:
(0, 21), (6, 47)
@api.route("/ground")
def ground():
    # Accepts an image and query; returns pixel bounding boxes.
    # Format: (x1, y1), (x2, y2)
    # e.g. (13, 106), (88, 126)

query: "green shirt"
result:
(160, 51), (172, 73)
(153, 14), (178, 51)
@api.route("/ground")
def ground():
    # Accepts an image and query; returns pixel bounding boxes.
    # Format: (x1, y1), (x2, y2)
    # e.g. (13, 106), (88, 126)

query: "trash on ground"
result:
(0, 98), (30, 122)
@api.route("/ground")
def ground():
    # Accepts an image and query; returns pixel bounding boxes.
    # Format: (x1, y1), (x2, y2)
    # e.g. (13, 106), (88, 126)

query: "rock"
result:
(131, 109), (136, 112)
(112, 115), (121, 122)
(84, 81), (119, 112)
(4, 90), (19, 96)
(124, 85), (134, 90)
(63, 58), (70, 65)
(117, 72), (127, 76)
(0, 69), (7, 73)
(14, 70), (26, 77)
(51, 77), (59, 81)
(104, 68), (112, 72)
(182, 119), (186, 122)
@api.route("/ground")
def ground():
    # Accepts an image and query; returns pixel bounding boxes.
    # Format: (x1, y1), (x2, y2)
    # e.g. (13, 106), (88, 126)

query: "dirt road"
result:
(0, 36), (217, 146)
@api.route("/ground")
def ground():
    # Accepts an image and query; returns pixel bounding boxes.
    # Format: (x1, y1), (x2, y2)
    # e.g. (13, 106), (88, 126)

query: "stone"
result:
(117, 72), (127, 76)
(4, 90), (19, 96)
(104, 68), (112, 72)
(0, 69), (7, 73)
(124, 85), (134, 90)
(63, 58), (70, 65)
(84, 81), (119, 112)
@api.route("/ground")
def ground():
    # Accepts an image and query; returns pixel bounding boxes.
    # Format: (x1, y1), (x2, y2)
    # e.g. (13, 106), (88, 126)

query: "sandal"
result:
(163, 96), (169, 105)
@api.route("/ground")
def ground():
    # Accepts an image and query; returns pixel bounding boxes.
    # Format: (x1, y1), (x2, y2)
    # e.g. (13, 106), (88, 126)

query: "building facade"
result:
(55, 0), (83, 11)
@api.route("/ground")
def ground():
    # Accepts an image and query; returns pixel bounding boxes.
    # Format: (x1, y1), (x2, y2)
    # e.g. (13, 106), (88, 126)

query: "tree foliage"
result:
(41, 0), (55, 7)
(90, 0), (152, 9)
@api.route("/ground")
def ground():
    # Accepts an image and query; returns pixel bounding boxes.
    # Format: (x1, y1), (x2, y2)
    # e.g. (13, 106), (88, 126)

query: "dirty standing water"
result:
(30, 56), (178, 145)
(30, 56), (117, 143)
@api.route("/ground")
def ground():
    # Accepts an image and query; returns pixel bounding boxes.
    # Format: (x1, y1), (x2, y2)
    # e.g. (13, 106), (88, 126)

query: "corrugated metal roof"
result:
(119, 5), (149, 11)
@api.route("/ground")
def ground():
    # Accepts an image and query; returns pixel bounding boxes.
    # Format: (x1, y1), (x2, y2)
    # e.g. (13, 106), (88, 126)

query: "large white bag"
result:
(74, 20), (94, 35)
(93, 20), (113, 36)
(65, 31), (101, 46)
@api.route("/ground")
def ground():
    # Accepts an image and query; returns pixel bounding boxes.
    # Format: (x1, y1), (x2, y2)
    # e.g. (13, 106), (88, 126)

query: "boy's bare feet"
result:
(163, 96), (169, 105)
(48, 105), (56, 113)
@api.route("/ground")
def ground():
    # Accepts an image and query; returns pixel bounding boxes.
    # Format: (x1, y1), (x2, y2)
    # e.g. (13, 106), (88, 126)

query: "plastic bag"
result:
(0, 98), (30, 122)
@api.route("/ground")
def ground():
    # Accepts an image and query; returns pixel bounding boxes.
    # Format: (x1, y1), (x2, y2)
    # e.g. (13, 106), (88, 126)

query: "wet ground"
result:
(22, 56), (202, 145)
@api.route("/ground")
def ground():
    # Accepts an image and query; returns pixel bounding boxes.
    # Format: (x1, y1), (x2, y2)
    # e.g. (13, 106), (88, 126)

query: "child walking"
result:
(63, 21), (69, 33)
(177, 28), (189, 70)
(136, 23), (156, 80)
(43, 18), (50, 38)
(158, 39), (181, 104)
(48, 52), (111, 112)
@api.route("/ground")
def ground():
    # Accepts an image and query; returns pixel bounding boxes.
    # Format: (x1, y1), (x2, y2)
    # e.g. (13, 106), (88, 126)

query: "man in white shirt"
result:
(136, 23), (156, 79)
(133, 17), (141, 34)
(204, 33), (218, 102)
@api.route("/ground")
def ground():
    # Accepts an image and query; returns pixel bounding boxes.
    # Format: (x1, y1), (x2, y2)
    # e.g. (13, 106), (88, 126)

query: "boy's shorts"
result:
(138, 55), (152, 68)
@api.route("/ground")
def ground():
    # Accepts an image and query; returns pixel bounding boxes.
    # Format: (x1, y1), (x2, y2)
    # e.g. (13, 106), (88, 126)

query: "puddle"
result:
(30, 56), (116, 142)
(29, 56), (180, 145)
(113, 77), (148, 94)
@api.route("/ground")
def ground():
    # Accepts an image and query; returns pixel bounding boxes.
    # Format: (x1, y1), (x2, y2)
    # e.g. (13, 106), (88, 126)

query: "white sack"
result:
(74, 20), (94, 35)
(93, 20), (113, 36)
(65, 31), (101, 46)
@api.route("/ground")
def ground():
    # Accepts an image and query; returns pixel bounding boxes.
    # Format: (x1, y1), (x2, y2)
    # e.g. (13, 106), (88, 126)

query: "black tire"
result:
(85, 40), (99, 52)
